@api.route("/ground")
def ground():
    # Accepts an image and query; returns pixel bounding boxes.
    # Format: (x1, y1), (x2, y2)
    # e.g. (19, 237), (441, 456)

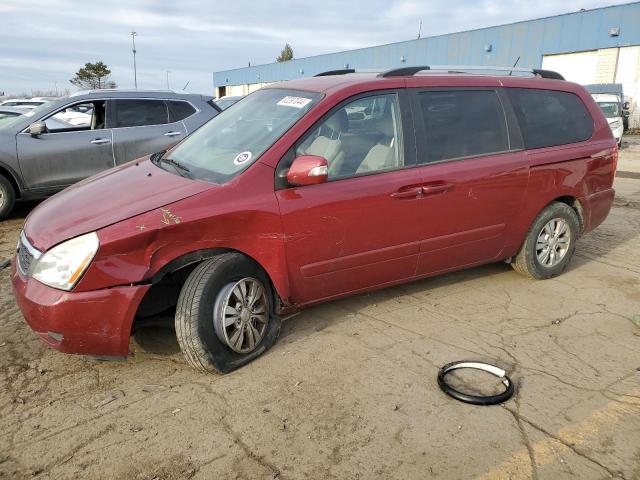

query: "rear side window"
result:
(506, 88), (593, 149)
(418, 90), (509, 163)
(168, 100), (196, 122)
(111, 99), (169, 128)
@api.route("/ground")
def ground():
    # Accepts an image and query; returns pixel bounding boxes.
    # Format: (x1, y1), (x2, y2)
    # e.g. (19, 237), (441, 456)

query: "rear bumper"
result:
(11, 261), (150, 357)
(581, 187), (615, 234)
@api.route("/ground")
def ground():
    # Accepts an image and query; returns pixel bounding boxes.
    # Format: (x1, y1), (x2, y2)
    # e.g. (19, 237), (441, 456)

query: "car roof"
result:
(266, 70), (576, 95)
(68, 89), (212, 101)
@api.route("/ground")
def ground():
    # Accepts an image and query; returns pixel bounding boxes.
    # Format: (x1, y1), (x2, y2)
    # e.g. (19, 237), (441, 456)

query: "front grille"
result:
(17, 233), (40, 275)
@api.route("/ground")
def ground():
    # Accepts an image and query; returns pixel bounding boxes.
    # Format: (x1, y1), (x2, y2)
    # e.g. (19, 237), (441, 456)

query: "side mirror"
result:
(286, 155), (328, 186)
(28, 121), (47, 137)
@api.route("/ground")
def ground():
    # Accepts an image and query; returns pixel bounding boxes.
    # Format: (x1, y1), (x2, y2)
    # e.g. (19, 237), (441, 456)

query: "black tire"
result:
(512, 202), (580, 280)
(175, 252), (281, 373)
(0, 175), (16, 220)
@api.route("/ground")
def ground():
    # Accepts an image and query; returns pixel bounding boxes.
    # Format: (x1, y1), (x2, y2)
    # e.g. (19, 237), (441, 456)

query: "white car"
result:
(53, 109), (92, 126)
(0, 99), (49, 109)
(592, 93), (624, 145)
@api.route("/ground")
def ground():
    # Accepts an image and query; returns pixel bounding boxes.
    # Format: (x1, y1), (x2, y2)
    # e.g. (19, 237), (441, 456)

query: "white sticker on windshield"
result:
(277, 96), (312, 109)
(233, 151), (252, 165)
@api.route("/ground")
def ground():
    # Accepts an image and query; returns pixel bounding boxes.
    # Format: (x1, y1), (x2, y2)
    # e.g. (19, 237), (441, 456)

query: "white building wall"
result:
(543, 46), (640, 128)
(217, 82), (274, 98)
(594, 48), (619, 84)
(616, 46), (640, 129)
(542, 51), (598, 83)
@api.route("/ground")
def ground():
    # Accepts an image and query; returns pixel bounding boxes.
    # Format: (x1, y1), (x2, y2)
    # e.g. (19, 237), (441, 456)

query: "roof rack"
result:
(314, 69), (356, 77)
(69, 88), (177, 97)
(378, 65), (565, 80)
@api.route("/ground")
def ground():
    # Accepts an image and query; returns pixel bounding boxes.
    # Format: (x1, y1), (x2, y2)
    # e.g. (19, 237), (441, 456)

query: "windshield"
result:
(167, 88), (322, 183)
(0, 113), (26, 129)
(597, 102), (620, 118)
(0, 98), (67, 130)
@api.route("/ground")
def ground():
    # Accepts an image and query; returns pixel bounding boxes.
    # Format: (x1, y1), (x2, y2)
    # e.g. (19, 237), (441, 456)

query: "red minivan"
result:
(12, 67), (617, 373)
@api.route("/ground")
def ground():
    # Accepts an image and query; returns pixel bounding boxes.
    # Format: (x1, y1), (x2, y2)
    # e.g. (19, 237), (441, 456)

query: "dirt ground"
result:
(1, 142), (639, 480)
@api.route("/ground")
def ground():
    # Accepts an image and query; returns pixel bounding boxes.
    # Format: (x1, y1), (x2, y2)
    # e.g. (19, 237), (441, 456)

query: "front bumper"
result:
(11, 261), (150, 357)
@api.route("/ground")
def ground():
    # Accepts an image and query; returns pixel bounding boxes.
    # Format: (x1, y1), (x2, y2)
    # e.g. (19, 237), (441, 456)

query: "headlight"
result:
(32, 232), (99, 291)
(610, 120), (621, 129)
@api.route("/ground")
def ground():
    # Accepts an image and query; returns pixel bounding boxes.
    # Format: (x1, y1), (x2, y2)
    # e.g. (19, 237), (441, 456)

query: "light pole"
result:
(166, 70), (171, 89)
(130, 31), (138, 88)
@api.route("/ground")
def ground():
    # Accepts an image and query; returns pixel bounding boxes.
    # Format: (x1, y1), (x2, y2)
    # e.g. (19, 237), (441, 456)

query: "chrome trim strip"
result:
(17, 231), (41, 276)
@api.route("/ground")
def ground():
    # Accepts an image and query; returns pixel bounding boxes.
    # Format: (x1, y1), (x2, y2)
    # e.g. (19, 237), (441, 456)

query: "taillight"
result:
(611, 144), (618, 172)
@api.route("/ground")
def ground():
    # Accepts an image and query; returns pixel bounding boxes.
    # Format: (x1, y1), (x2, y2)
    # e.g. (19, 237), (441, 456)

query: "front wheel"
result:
(0, 175), (16, 220)
(511, 202), (580, 280)
(175, 253), (281, 373)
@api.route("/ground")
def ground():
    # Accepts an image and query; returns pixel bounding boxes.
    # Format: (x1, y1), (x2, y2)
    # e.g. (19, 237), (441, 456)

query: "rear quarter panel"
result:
(502, 83), (616, 257)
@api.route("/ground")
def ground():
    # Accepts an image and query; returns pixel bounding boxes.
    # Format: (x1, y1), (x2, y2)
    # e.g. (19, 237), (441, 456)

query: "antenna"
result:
(182, 81), (190, 91)
(417, 20), (422, 39)
(509, 56), (520, 76)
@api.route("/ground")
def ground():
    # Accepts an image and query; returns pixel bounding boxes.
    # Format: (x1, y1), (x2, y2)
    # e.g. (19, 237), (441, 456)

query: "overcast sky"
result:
(0, 0), (631, 96)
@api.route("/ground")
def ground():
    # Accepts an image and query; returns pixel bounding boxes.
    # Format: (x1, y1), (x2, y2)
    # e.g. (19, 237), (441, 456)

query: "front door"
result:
(276, 91), (422, 305)
(409, 88), (530, 275)
(109, 99), (187, 164)
(17, 100), (114, 191)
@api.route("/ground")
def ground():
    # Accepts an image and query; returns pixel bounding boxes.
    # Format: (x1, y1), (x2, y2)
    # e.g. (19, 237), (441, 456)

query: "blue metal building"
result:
(213, 1), (640, 97)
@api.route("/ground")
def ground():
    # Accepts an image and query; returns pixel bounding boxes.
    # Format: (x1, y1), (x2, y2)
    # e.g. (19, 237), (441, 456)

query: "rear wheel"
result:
(0, 175), (16, 220)
(175, 253), (281, 373)
(512, 202), (580, 280)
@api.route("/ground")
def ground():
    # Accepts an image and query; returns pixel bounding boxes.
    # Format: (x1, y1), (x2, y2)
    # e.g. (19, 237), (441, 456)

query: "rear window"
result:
(506, 88), (593, 149)
(168, 100), (196, 122)
(417, 90), (509, 163)
(112, 99), (169, 128)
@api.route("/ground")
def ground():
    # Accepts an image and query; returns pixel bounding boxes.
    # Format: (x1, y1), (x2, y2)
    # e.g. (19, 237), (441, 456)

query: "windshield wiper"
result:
(150, 150), (191, 177)
(155, 154), (191, 178)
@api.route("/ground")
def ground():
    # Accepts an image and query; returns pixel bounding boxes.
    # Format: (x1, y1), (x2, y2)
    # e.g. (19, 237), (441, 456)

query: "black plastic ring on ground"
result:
(437, 361), (515, 405)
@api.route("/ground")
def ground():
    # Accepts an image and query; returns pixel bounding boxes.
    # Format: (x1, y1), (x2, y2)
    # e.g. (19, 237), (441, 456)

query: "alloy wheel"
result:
(535, 218), (571, 268)
(213, 277), (269, 353)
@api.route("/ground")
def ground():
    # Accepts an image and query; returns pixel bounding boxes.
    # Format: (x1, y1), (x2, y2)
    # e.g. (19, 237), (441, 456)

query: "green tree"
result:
(276, 43), (294, 62)
(70, 61), (117, 89)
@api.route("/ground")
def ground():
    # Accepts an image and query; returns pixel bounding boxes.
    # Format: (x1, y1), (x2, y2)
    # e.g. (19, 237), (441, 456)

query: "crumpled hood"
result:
(24, 157), (214, 251)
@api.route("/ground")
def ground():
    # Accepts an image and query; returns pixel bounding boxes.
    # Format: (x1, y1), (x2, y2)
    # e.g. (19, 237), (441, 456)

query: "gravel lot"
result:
(1, 141), (639, 480)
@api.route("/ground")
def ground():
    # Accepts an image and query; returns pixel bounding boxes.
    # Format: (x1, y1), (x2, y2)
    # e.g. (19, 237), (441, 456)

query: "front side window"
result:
(112, 99), (169, 128)
(507, 88), (593, 149)
(45, 101), (106, 132)
(418, 90), (509, 163)
(296, 93), (404, 179)
(167, 88), (322, 183)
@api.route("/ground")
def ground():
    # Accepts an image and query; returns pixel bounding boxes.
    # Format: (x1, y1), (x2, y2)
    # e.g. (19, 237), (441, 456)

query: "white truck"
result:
(591, 93), (625, 145)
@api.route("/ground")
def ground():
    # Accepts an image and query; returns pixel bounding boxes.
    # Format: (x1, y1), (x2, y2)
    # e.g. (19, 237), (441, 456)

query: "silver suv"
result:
(0, 89), (220, 218)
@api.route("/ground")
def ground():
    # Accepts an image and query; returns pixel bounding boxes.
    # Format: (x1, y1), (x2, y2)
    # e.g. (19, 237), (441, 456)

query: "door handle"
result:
(90, 138), (110, 145)
(164, 131), (182, 137)
(421, 183), (453, 195)
(391, 186), (423, 199)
